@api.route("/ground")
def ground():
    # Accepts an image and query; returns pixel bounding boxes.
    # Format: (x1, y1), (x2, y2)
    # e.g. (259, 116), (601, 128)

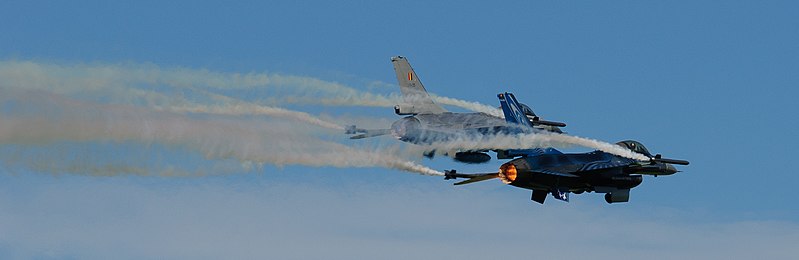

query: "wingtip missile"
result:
(444, 169), (457, 180)
(650, 154), (690, 165)
(346, 125), (391, 139)
(344, 125), (363, 135)
(530, 116), (567, 127)
(444, 169), (500, 185)
(443, 169), (477, 180)
(348, 129), (391, 139)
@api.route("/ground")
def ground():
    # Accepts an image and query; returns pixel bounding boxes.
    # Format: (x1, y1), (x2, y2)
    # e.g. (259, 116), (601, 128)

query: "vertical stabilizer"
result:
(391, 56), (446, 115)
(498, 92), (534, 128)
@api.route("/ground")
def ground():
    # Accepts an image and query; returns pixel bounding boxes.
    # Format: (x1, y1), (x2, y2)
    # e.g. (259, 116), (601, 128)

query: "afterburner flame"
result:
(498, 163), (517, 184)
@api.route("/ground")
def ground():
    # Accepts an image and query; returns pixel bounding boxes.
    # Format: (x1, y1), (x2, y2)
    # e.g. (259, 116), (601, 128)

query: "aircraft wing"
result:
(444, 170), (498, 185)
(453, 174), (499, 185)
(576, 160), (631, 172)
(537, 169), (579, 178)
(444, 168), (577, 186)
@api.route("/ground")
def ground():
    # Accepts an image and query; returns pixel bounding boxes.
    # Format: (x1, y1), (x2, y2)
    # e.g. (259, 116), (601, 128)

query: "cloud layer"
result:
(0, 177), (795, 259)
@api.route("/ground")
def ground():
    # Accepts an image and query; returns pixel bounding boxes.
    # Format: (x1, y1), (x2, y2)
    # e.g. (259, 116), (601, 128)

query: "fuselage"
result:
(390, 112), (526, 144)
(499, 151), (677, 194)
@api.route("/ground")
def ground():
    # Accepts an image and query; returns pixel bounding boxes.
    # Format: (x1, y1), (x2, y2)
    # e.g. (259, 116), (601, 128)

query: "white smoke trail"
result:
(430, 94), (504, 118)
(162, 88), (346, 130)
(312, 91), (505, 117)
(0, 89), (439, 177)
(315, 92), (505, 118)
(0, 60), (347, 130)
(0, 59), (643, 177)
(0, 61), (502, 116)
(163, 104), (344, 130)
(417, 132), (650, 161)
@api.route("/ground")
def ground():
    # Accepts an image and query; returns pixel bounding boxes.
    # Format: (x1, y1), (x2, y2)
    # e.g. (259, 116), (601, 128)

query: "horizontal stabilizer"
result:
(444, 170), (499, 185)
(454, 174), (499, 185)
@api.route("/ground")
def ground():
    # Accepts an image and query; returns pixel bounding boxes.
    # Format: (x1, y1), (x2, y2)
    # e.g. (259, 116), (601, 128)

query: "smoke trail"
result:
(0, 61), (442, 177)
(0, 61), (502, 116)
(313, 92), (505, 117)
(163, 104), (344, 130)
(417, 132), (650, 161)
(0, 60), (642, 177)
(0, 89), (440, 177)
(547, 134), (650, 160)
(162, 89), (346, 130)
(0, 60), (349, 130)
(430, 94), (504, 118)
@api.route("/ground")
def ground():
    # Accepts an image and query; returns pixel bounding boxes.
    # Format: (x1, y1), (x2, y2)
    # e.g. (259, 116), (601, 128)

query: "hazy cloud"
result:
(0, 178), (795, 259)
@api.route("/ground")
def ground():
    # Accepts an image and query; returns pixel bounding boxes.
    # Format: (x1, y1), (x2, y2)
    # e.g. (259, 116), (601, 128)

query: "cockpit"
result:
(519, 103), (537, 117)
(616, 140), (652, 157)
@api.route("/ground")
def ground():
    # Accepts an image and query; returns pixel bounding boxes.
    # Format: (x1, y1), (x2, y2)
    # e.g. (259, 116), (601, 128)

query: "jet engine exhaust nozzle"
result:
(499, 163), (517, 184)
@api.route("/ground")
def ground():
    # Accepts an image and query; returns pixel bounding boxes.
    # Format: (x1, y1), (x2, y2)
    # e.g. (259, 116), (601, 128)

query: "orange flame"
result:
(499, 163), (517, 184)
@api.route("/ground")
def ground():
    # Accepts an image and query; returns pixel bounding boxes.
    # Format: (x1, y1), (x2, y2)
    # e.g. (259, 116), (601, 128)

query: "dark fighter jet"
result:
(444, 93), (689, 204)
(346, 56), (565, 164)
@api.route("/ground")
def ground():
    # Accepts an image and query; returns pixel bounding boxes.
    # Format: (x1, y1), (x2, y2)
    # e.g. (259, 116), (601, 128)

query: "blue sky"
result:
(1, 1), (798, 258)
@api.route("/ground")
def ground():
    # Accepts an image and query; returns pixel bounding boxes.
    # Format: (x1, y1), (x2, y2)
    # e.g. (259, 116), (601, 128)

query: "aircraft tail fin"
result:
(391, 56), (446, 115)
(498, 92), (565, 133)
(498, 92), (535, 128)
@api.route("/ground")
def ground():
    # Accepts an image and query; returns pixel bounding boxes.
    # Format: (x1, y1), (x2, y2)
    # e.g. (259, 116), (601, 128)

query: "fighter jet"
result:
(444, 92), (689, 204)
(346, 56), (565, 164)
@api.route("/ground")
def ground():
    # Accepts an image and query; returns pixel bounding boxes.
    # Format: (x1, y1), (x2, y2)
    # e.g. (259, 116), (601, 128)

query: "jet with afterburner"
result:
(444, 92), (689, 204)
(346, 56), (565, 164)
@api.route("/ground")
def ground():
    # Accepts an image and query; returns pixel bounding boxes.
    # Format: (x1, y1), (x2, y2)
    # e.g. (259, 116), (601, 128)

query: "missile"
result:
(529, 116), (567, 127)
(651, 154), (690, 165)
